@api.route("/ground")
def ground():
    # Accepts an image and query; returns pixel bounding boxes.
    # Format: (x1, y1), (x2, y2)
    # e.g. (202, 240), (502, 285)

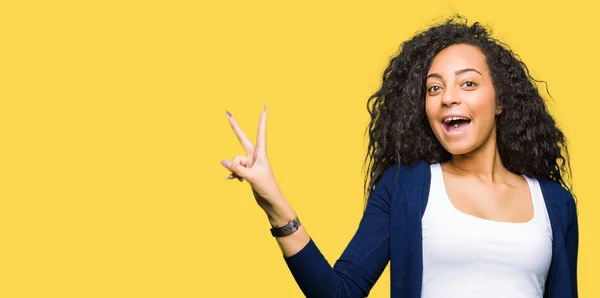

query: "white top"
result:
(421, 163), (553, 298)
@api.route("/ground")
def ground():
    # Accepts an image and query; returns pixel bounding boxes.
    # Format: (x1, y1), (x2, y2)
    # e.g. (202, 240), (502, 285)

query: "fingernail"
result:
(226, 111), (232, 118)
(226, 174), (233, 180)
(263, 104), (267, 113)
(221, 159), (231, 168)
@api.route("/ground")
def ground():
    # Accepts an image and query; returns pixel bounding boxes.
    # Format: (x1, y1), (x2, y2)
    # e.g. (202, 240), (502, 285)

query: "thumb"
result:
(221, 157), (250, 178)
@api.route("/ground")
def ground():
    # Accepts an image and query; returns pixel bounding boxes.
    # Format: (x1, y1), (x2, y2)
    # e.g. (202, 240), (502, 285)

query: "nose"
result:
(441, 85), (461, 107)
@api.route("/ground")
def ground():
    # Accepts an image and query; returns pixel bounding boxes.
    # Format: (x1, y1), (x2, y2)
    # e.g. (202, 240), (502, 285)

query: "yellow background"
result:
(1, 0), (598, 297)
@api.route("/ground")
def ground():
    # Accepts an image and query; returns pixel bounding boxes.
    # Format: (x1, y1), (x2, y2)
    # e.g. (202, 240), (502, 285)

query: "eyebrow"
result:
(426, 68), (482, 79)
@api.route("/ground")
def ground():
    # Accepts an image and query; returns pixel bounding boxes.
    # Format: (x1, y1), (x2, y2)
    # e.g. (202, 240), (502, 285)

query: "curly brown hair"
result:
(363, 15), (572, 201)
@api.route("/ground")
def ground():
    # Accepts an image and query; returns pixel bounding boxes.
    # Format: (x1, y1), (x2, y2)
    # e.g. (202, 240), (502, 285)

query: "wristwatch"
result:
(270, 218), (301, 237)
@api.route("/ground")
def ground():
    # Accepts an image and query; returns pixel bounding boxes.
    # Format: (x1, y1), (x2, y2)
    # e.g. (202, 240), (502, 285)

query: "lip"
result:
(441, 114), (472, 136)
(441, 114), (472, 122)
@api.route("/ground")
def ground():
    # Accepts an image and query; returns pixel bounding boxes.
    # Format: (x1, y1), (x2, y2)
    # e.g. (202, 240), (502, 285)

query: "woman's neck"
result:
(445, 129), (509, 184)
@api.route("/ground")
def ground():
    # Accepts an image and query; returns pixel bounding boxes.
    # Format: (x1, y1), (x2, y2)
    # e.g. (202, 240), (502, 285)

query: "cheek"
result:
(484, 100), (499, 120)
(470, 94), (498, 130)
(467, 87), (497, 113)
(425, 99), (437, 125)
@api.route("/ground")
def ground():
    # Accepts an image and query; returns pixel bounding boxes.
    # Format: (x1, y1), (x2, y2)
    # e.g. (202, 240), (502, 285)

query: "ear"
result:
(495, 105), (503, 115)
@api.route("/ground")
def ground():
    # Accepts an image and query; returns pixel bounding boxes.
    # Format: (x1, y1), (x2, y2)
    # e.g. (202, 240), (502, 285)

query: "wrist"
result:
(270, 217), (301, 237)
(264, 202), (297, 228)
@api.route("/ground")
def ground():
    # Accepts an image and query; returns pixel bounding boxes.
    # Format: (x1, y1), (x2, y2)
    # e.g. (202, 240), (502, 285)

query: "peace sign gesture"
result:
(220, 105), (285, 211)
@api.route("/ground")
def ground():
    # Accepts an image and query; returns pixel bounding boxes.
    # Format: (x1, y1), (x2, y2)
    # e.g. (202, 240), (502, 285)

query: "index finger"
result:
(226, 111), (255, 154)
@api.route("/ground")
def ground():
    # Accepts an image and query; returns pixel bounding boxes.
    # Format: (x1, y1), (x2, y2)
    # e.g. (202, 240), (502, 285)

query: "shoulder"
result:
(374, 160), (431, 203)
(536, 178), (577, 223)
(537, 178), (576, 206)
(380, 160), (430, 184)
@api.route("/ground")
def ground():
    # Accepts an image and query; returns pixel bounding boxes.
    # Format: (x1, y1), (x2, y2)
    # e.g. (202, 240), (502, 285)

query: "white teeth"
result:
(443, 116), (470, 123)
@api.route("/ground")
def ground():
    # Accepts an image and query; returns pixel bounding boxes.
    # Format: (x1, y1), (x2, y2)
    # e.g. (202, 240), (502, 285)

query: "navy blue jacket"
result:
(284, 161), (578, 298)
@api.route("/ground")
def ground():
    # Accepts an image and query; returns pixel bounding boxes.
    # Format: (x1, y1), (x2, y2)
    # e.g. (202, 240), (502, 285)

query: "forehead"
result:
(427, 44), (489, 75)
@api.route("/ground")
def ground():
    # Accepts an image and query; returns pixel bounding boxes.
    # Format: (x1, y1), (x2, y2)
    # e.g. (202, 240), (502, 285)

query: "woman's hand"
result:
(221, 106), (308, 255)
(220, 105), (285, 212)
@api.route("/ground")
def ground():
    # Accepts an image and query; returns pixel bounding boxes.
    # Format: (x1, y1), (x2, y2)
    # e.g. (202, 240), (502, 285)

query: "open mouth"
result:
(442, 116), (471, 132)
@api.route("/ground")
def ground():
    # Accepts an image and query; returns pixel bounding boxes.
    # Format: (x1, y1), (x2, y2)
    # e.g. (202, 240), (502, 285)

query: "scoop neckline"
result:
(432, 162), (537, 225)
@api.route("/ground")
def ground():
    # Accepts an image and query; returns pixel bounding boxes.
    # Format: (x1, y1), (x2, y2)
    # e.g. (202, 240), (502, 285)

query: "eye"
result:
(427, 85), (442, 93)
(462, 81), (477, 88)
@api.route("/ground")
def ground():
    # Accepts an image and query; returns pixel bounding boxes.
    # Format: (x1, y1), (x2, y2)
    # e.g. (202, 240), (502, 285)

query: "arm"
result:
(221, 108), (394, 298)
(281, 166), (396, 298)
(565, 195), (579, 297)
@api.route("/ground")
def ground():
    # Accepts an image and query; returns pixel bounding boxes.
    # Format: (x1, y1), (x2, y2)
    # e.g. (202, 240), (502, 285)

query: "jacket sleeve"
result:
(283, 165), (398, 298)
(565, 194), (579, 298)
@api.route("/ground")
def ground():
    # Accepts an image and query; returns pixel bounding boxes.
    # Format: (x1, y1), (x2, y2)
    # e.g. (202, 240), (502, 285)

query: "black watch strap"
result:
(270, 218), (301, 237)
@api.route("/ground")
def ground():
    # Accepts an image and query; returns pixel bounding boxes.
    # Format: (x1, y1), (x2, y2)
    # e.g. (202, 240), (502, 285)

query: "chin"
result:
(440, 141), (477, 156)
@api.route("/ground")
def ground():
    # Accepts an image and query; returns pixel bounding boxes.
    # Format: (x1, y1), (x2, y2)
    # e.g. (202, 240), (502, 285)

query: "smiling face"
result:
(425, 44), (502, 156)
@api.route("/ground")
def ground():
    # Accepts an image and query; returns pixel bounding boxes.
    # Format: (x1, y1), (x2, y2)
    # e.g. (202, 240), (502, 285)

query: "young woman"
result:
(220, 16), (578, 298)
